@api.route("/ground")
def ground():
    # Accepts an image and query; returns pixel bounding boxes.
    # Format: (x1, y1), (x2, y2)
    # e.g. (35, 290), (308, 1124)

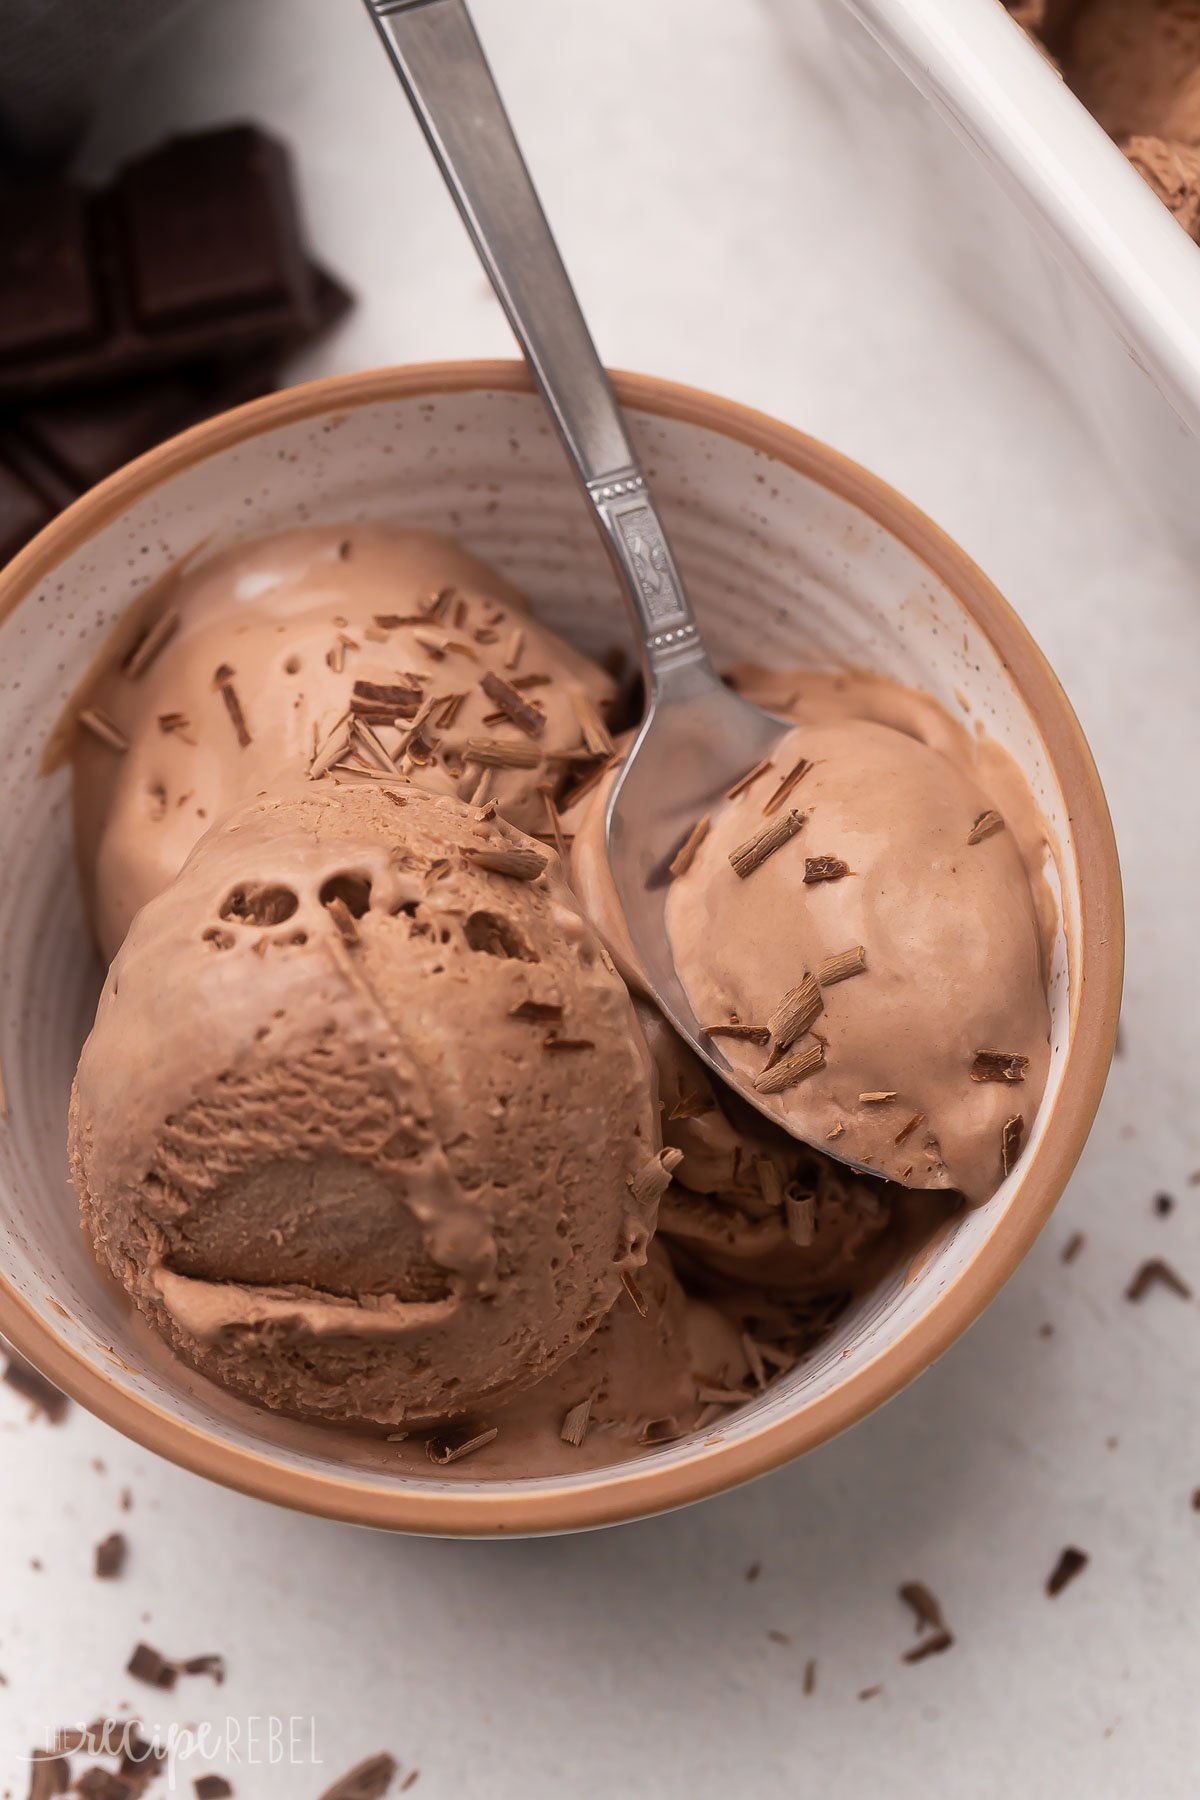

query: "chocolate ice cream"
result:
(67, 522), (614, 962)
(63, 527), (1053, 1473)
(70, 779), (667, 1427)
(1008, 0), (1200, 237)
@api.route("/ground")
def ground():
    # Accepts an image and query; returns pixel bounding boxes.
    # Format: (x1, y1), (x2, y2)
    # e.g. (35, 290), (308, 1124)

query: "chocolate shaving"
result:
(1001, 1114), (1025, 1177)
(464, 844), (547, 881)
(454, 596), (468, 630)
(77, 707), (129, 753)
(537, 784), (569, 862)
(352, 679), (422, 717)
(726, 757), (773, 800)
(702, 1022), (771, 1046)
(2, 1349), (68, 1422)
(560, 1395), (593, 1448)
(464, 737), (542, 769)
(638, 1416), (684, 1445)
(729, 809), (805, 878)
(753, 1041), (826, 1095)
(479, 670), (545, 738)
(569, 688), (615, 757)
(157, 710), (195, 744)
(628, 1147), (683, 1208)
(968, 809), (1005, 845)
(859, 1091), (896, 1105)
(558, 752), (619, 809)
(971, 1049), (1029, 1083)
(669, 1090), (717, 1121)
(766, 972), (823, 1055)
(804, 855), (849, 884)
(94, 1532), (127, 1579)
(803, 1659), (817, 1696)
(326, 639), (347, 675)
(755, 1158), (785, 1208)
(745, 1562), (762, 1581)
(212, 666), (251, 747)
(669, 815), (711, 879)
(903, 1628), (954, 1663)
(785, 1192), (816, 1246)
(1124, 1258), (1192, 1303)
(858, 1686), (883, 1702)
(352, 718), (399, 774)
(899, 1580), (946, 1634)
(123, 610), (179, 679)
(1155, 1192), (1175, 1217)
(433, 691), (466, 729)
(621, 1270), (649, 1317)
(1046, 1546), (1089, 1597)
(325, 896), (359, 946)
(509, 1000), (563, 1023)
(309, 720), (352, 779)
(817, 945), (867, 986)
(767, 1629), (792, 1646)
(504, 627), (525, 669)
(512, 672), (551, 689)
(426, 1427), (498, 1466)
(762, 755), (811, 815)
(316, 1754), (398, 1800)
(543, 1035), (595, 1053)
(894, 1112), (924, 1145)
(1062, 1231), (1085, 1264)
(741, 1333), (767, 1387)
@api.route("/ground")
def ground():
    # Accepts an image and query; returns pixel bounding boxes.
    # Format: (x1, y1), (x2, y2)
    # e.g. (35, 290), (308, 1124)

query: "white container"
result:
(799, 0), (1200, 555)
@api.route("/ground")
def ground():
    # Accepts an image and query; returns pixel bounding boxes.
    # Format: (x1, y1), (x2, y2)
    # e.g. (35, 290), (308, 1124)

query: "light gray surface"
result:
(2, 0), (1197, 1793)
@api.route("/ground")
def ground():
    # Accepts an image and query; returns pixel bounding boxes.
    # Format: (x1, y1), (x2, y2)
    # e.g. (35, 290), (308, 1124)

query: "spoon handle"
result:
(363, 0), (707, 690)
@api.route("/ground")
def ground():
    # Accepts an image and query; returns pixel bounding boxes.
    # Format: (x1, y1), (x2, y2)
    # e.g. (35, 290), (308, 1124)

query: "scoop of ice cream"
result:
(663, 705), (1051, 1201)
(1122, 134), (1200, 235)
(635, 998), (894, 1291)
(1061, 0), (1200, 147)
(477, 1243), (751, 1471)
(69, 779), (669, 1428)
(68, 524), (616, 962)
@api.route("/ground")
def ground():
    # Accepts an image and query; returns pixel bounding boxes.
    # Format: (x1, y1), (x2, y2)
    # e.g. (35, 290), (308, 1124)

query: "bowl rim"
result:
(0, 359), (1123, 1535)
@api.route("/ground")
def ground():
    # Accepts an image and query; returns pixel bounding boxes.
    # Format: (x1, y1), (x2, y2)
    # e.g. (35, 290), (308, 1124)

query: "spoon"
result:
(363, 0), (811, 1138)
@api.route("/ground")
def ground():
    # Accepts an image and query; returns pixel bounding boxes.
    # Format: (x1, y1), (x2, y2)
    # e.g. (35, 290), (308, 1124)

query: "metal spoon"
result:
(364, 0), (806, 1134)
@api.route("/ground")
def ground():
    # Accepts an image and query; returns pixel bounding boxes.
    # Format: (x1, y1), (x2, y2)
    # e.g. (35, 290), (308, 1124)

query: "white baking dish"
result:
(794, 0), (1200, 555)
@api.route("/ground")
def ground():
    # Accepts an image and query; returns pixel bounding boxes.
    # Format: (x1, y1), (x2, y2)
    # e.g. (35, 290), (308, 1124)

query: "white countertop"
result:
(3, 1), (1198, 1794)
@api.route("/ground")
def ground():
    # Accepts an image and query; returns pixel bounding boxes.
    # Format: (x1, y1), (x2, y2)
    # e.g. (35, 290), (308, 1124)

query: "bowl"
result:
(0, 362), (1122, 1535)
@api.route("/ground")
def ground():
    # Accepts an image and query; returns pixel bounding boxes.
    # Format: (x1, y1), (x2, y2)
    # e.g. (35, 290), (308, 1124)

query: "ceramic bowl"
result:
(0, 363), (1122, 1534)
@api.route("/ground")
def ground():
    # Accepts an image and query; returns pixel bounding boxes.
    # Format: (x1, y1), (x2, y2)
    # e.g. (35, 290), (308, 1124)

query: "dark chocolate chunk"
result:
(74, 1770), (131, 1800)
(1046, 1546), (1089, 1596)
(316, 1755), (398, 1800)
(26, 1750), (70, 1800)
(2, 1346), (69, 1422)
(0, 185), (97, 361)
(126, 1642), (177, 1690)
(0, 454), (53, 563)
(1154, 1191), (1175, 1217)
(193, 1779), (233, 1799)
(94, 1531), (127, 1579)
(0, 129), (321, 394)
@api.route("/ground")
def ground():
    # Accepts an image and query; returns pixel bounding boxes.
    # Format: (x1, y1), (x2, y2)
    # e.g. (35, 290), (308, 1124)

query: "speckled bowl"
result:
(0, 363), (1122, 1534)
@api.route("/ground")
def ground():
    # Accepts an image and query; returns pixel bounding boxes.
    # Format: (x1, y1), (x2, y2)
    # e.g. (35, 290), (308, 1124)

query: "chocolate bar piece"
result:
(0, 260), (351, 565)
(0, 127), (329, 396)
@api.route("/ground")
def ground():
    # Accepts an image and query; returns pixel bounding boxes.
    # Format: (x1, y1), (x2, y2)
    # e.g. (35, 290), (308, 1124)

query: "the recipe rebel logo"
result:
(22, 1715), (324, 1787)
